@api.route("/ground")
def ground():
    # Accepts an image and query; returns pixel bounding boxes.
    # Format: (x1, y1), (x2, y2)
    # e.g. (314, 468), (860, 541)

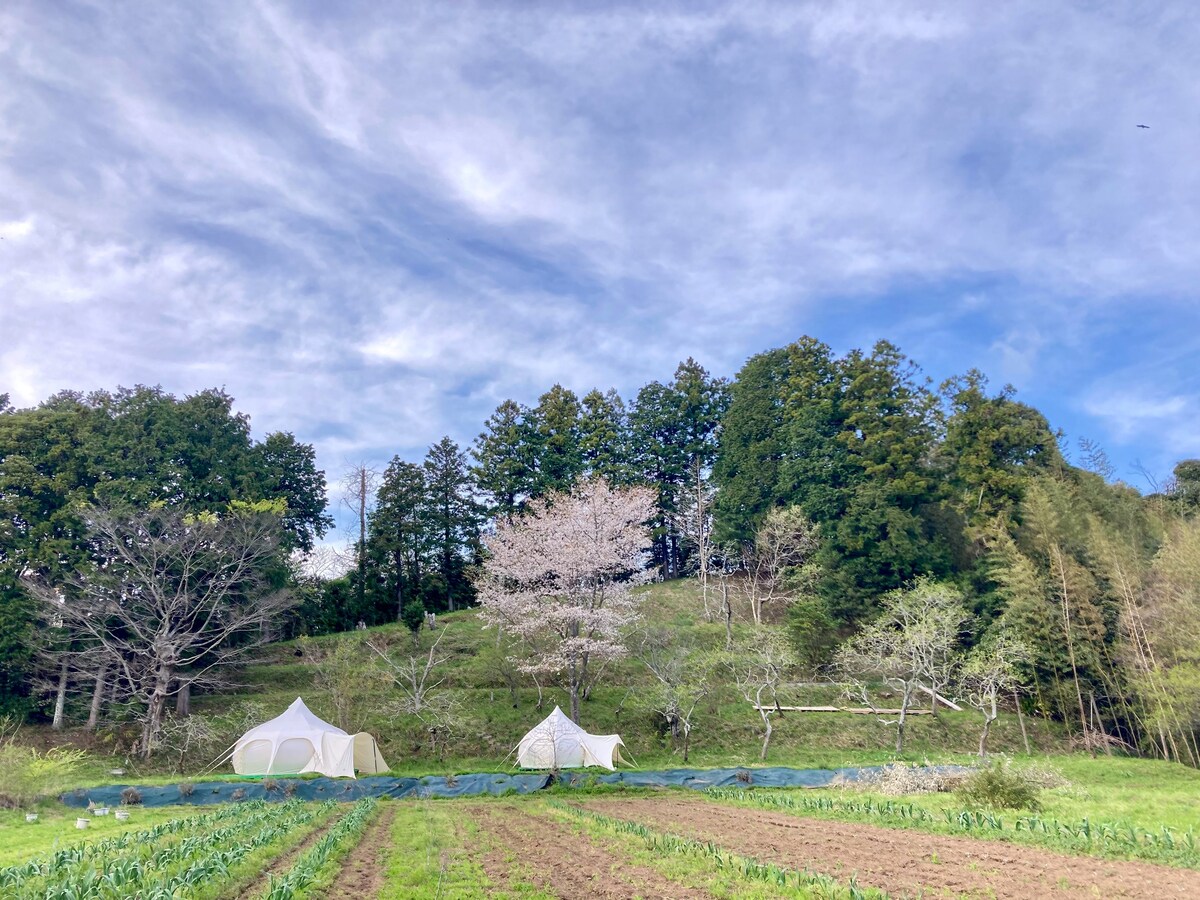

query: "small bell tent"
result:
(230, 697), (387, 778)
(516, 706), (630, 770)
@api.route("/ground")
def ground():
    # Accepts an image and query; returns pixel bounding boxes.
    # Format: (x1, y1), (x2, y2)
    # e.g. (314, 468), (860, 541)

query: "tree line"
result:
(3, 334), (1199, 764)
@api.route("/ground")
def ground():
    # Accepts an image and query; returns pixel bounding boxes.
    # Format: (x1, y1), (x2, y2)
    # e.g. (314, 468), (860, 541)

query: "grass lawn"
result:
(0, 804), (196, 868)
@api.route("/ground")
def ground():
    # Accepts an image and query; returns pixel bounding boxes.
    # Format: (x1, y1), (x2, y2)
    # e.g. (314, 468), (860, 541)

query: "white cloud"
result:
(0, 217), (32, 239)
(1, 0), (1198, 512)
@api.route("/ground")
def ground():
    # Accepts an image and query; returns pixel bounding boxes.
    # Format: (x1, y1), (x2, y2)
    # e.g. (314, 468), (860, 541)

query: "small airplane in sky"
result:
(1137, 124), (1150, 129)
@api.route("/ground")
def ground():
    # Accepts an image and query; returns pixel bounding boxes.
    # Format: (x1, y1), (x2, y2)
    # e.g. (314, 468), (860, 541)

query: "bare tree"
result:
(741, 506), (820, 626)
(679, 460), (718, 620)
(959, 626), (1030, 758)
(638, 630), (710, 762)
(368, 628), (451, 717)
(23, 504), (295, 758)
(341, 462), (380, 621)
(301, 635), (391, 733)
(835, 578), (969, 753)
(727, 629), (795, 760)
(477, 477), (654, 723)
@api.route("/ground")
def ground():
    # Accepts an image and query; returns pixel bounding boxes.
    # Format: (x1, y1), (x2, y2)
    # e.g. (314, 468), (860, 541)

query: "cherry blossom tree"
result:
(477, 477), (654, 723)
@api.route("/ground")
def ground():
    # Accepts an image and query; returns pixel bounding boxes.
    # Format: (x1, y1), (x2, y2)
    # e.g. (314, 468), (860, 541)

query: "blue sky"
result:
(2, 1), (1199, 540)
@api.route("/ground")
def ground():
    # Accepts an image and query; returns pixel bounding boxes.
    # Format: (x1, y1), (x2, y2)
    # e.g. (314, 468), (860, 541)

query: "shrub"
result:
(0, 741), (89, 808)
(178, 782), (195, 798)
(262, 778), (280, 793)
(121, 786), (144, 806)
(956, 761), (1043, 811)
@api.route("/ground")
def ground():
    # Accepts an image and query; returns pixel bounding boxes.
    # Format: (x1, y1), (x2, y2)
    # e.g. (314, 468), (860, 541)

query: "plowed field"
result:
(580, 795), (1200, 899)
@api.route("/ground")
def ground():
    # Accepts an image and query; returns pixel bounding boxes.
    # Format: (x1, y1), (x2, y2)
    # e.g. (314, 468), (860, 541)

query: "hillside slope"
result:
(193, 579), (1065, 776)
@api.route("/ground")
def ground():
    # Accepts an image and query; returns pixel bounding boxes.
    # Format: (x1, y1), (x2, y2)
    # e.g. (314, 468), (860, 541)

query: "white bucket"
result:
(93, 807), (109, 816)
(75, 818), (89, 829)
(25, 813), (38, 823)
(114, 810), (129, 821)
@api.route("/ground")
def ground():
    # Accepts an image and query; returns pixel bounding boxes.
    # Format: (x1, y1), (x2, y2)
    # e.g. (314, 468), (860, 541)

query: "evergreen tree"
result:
(530, 384), (584, 495)
(423, 436), (483, 612)
(712, 347), (792, 545)
(579, 388), (631, 484)
(629, 380), (689, 576)
(472, 400), (536, 522)
(368, 458), (428, 622)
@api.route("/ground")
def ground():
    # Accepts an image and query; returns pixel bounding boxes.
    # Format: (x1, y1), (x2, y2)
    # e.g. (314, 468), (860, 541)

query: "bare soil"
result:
(466, 802), (711, 899)
(322, 803), (398, 899)
(579, 795), (1200, 899)
(239, 806), (347, 899)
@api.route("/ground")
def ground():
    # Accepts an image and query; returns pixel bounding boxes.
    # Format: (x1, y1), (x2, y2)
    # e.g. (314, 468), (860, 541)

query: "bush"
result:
(956, 760), (1043, 811)
(178, 781), (195, 797)
(120, 786), (143, 806)
(0, 741), (89, 808)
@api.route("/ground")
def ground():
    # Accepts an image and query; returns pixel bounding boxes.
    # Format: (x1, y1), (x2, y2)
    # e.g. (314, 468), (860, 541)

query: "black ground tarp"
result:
(59, 765), (928, 808)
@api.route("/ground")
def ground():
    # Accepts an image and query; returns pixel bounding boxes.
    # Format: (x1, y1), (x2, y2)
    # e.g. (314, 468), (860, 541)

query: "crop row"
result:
(0, 801), (265, 889)
(262, 798), (378, 900)
(28, 801), (301, 897)
(705, 788), (1200, 866)
(14, 800), (332, 900)
(547, 800), (882, 900)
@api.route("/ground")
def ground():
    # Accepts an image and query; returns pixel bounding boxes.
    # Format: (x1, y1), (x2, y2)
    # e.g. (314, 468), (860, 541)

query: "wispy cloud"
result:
(2, 0), (1199, 527)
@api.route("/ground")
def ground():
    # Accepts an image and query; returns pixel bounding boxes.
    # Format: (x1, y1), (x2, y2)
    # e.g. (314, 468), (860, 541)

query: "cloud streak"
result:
(2, 0), (1198, 530)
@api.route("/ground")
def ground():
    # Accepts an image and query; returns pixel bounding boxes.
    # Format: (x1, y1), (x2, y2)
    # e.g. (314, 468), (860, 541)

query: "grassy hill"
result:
(26, 578), (1067, 783)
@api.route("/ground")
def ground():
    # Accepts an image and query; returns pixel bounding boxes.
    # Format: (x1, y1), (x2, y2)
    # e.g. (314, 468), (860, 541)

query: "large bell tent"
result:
(229, 697), (387, 778)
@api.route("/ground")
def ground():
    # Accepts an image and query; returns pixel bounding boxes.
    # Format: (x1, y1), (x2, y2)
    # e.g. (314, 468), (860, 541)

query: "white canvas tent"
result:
(230, 697), (387, 778)
(516, 706), (630, 770)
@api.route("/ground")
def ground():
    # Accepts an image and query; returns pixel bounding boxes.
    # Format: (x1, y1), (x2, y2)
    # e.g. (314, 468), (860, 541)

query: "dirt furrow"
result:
(579, 795), (1200, 899)
(467, 802), (711, 899)
(321, 802), (397, 899)
(239, 806), (348, 899)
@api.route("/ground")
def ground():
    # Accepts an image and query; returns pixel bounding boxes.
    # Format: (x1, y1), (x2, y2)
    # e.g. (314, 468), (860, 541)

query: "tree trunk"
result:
(979, 693), (997, 758)
(1014, 689), (1030, 754)
(696, 460), (711, 622)
(1053, 544), (1092, 753)
(52, 657), (69, 730)
(175, 681), (191, 717)
(568, 618), (582, 723)
(87, 661), (108, 730)
(141, 664), (174, 759)
(757, 684), (773, 760)
(357, 468), (367, 620)
(723, 587), (733, 651)
(895, 684), (910, 754)
(394, 548), (406, 622)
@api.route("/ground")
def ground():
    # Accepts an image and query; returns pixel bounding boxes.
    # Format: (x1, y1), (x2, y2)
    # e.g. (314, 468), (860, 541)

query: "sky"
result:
(3, 1), (1199, 542)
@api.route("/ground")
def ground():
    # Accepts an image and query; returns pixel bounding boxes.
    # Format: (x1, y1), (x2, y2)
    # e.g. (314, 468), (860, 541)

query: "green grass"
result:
(377, 799), (540, 899)
(0, 804), (191, 867)
(703, 754), (1200, 867)
(797, 754), (1200, 837)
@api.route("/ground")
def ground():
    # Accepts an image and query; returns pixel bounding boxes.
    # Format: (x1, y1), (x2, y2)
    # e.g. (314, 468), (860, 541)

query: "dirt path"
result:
(579, 796), (1200, 899)
(240, 807), (347, 899)
(321, 803), (398, 899)
(467, 803), (711, 899)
